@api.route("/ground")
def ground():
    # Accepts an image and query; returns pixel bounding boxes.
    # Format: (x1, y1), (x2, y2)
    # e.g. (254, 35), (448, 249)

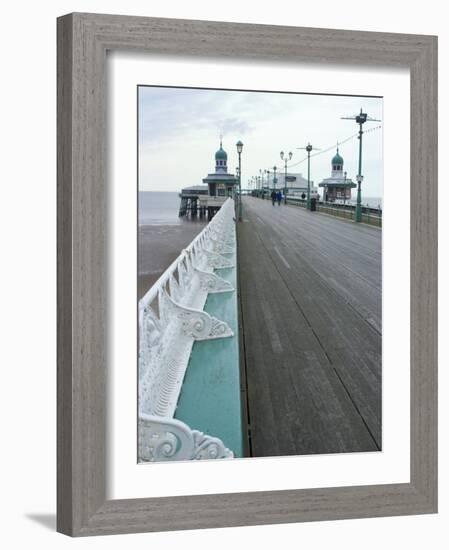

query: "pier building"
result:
(201, 140), (238, 211)
(179, 140), (239, 218)
(178, 184), (208, 217)
(276, 172), (318, 198)
(318, 148), (356, 202)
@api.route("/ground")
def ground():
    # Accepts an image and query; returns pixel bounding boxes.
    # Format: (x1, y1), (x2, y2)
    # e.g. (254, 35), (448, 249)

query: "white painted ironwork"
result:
(209, 234), (235, 255)
(203, 249), (235, 269)
(138, 198), (236, 461)
(139, 414), (233, 462)
(194, 267), (234, 293)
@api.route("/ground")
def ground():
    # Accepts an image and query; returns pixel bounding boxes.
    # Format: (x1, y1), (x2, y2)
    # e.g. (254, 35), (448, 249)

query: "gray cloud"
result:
(218, 117), (253, 137)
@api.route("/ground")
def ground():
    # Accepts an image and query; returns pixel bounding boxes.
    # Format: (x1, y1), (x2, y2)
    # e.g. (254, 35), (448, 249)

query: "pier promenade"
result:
(238, 196), (382, 457)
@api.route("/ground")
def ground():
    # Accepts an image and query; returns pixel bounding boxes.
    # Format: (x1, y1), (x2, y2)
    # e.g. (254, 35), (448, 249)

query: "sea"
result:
(139, 191), (186, 225)
(350, 197), (383, 209)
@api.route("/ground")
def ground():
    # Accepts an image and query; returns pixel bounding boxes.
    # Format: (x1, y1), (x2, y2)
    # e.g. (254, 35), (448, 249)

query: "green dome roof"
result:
(332, 149), (343, 165)
(215, 145), (227, 161)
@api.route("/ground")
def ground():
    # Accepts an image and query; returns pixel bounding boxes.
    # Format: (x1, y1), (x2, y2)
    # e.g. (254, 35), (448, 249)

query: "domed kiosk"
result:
(179, 139), (239, 219)
(201, 139), (239, 215)
(318, 148), (356, 202)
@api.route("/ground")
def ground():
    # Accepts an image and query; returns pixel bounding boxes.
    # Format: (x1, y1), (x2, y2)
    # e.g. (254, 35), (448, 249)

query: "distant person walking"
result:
(270, 190), (277, 206)
(276, 190), (282, 206)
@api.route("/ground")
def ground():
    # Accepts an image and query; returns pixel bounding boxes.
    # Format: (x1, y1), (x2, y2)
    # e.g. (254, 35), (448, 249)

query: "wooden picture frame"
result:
(57, 12), (438, 536)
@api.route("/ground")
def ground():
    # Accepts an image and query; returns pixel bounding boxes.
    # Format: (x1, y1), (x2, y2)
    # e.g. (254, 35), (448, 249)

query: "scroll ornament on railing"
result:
(139, 414), (233, 462)
(138, 198), (237, 461)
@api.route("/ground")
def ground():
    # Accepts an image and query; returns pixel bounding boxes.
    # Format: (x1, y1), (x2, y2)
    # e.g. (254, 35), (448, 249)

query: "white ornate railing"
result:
(138, 198), (236, 462)
(139, 414), (233, 462)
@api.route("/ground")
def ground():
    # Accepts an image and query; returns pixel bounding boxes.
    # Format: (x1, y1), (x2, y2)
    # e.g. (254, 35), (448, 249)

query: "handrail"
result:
(138, 198), (236, 462)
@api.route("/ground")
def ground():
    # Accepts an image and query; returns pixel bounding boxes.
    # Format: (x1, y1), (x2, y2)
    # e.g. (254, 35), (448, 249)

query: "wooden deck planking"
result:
(238, 197), (382, 457)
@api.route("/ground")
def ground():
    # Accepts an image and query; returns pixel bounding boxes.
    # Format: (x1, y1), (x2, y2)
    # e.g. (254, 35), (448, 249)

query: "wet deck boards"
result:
(238, 197), (382, 457)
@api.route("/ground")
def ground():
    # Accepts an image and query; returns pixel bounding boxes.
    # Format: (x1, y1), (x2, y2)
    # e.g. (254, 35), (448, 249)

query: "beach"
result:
(138, 192), (206, 299)
(138, 222), (205, 299)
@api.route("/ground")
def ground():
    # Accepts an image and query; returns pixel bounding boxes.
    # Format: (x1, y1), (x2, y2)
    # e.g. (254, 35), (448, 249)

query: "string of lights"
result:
(255, 124), (382, 175)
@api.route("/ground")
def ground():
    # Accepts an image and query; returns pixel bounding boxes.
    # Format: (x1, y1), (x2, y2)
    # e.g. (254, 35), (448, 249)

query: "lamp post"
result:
(267, 170), (271, 190)
(259, 169), (264, 194)
(297, 143), (320, 210)
(356, 175), (363, 221)
(342, 108), (381, 222)
(235, 167), (240, 200)
(236, 140), (243, 220)
(306, 143), (312, 209)
(355, 113), (365, 222)
(273, 166), (278, 190)
(280, 151), (292, 204)
(343, 171), (347, 207)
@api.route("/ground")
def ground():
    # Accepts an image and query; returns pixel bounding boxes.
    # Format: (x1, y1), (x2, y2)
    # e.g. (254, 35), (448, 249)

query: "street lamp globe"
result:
(236, 140), (243, 153)
(280, 151), (284, 160)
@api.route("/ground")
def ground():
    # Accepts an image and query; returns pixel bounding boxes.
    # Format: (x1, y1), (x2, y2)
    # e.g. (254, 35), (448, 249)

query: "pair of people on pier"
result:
(271, 190), (282, 206)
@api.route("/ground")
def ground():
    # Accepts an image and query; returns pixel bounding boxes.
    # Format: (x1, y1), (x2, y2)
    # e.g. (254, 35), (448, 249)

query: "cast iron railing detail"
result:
(138, 198), (236, 461)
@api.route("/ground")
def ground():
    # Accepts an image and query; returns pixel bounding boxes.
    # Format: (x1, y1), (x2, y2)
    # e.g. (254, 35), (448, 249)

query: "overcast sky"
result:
(138, 86), (383, 198)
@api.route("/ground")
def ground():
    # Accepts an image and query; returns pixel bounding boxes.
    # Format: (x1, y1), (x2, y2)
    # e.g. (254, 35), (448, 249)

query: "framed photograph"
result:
(57, 13), (437, 536)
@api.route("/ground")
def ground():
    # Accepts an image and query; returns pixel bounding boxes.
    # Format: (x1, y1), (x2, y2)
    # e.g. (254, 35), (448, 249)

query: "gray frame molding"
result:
(57, 12), (437, 536)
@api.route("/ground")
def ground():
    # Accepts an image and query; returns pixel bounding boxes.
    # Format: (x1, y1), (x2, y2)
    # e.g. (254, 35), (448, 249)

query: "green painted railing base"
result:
(175, 260), (244, 458)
